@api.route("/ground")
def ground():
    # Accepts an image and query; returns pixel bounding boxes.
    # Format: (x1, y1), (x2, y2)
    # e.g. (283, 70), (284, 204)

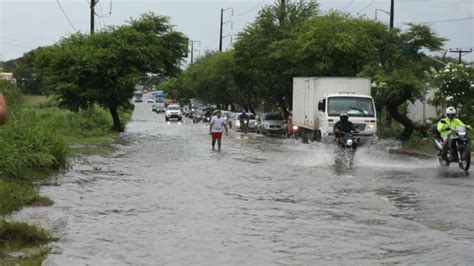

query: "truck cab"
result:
(292, 77), (377, 143)
(318, 93), (377, 138)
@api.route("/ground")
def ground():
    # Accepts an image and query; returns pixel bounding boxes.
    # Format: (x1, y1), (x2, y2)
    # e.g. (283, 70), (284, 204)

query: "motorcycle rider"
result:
(437, 107), (470, 160)
(239, 109), (249, 134)
(333, 112), (359, 145)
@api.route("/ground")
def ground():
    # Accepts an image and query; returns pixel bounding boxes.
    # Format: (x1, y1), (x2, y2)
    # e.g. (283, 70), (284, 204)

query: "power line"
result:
(1, 42), (35, 48)
(56, 0), (78, 32)
(234, 0), (265, 17)
(411, 16), (474, 24)
(356, 0), (376, 15)
(342, 0), (355, 11)
(1, 37), (41, 46)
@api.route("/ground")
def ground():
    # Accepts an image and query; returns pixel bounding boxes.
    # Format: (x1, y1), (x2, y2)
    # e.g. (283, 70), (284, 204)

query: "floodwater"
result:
(15, 102), (474, 265)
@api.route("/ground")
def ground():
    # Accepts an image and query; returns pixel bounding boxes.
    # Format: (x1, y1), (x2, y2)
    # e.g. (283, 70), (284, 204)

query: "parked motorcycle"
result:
(335, 133), (359, 168)
(434, 125), (471, 172)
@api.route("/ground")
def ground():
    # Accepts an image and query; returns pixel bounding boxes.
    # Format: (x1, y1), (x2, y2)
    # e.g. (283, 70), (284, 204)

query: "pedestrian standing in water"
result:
(0, 92), (7, 125)
(209, 110), (228, 152)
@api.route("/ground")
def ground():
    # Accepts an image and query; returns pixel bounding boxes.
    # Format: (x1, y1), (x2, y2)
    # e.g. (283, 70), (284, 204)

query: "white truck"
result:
(292, 77), (377, 142)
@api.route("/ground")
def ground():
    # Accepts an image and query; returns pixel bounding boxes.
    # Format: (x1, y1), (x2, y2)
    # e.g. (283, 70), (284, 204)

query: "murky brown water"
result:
(15, 102), (474, 265)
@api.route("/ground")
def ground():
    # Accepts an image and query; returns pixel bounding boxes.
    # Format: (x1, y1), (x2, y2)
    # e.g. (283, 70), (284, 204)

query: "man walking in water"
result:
(210, 110), (228, 152)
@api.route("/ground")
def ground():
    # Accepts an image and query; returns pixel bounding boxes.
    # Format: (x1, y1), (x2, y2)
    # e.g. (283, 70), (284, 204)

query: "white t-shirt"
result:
(211, 116), (226, 133)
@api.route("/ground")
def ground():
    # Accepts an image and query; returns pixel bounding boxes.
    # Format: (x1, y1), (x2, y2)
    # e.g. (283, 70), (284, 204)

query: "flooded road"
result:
(17, 103), (474, 265)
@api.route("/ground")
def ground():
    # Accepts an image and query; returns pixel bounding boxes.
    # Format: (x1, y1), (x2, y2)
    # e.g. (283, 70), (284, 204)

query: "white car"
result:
(147, 98), (154, 103)
(165, 104), (183, 121)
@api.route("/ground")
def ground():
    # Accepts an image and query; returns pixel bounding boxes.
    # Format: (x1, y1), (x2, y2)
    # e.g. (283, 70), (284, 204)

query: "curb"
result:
(388, 149), (435, 159)
(389, 149), (474, 159)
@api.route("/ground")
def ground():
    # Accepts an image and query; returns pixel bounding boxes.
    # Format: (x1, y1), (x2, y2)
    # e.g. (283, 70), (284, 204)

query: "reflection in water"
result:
(13, 103), (474, 265)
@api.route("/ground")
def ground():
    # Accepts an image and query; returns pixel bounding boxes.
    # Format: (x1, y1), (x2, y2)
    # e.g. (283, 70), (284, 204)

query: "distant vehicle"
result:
(134, 91), (143, 103)
(191, 105), (207, 122)
(256, 113), (284, 135)
(155, 91), (165, 103)
(192, 109), (204, 123)
(165, 104), (182, 121)
(147, 98), (154, 103)
(234, 113), (256, 132)
(220, 111), (234, 128)
(156, 102), (165, 113)
(152, 103), (158, 112)
(200, 108), (213, 123)
(292, 77), (376, 143)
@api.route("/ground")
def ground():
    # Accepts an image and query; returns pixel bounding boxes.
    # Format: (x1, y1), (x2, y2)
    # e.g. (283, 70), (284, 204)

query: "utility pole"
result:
(90, 0), (98, 34)
(389, 0), (394, 28)
(449, 48), (472, 64)
(190, 40), (201, 64)
(219, 8), (233, 51)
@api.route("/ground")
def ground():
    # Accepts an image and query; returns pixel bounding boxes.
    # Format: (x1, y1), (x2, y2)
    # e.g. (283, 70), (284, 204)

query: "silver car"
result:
(256, 112), (284, 135)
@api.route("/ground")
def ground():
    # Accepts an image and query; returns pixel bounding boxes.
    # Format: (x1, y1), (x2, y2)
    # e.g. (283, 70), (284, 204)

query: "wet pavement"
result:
(15, 102), (474, 265)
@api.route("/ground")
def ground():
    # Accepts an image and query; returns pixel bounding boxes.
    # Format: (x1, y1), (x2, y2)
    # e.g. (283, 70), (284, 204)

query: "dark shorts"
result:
(212, 132), (223, 140)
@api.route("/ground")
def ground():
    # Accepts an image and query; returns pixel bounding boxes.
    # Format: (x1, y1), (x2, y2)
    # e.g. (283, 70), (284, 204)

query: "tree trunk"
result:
(386, 105), (414, 140)
(109, 106), (123, 132)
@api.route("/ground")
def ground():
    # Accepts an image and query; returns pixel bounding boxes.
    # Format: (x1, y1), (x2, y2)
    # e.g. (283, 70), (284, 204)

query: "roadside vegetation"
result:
(1, 12), (185, 262)
(0, 81), (132, 259)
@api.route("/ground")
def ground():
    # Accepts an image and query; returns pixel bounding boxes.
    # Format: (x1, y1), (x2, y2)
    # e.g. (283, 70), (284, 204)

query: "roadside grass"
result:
(22, 95), (49, 108)
(1, 85), (132, 263)
(0, 180), (39, 216)
(0, 219), (52, 256)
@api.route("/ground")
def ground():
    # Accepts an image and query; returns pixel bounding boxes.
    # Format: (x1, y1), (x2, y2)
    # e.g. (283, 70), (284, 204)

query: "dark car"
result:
(256, 112), (284, 135)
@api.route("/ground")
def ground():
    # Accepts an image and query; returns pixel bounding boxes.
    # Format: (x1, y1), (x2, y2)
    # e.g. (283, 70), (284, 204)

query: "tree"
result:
(431, 63), (474, 123)
(233, 0), (319, 115)
(35, 13), (187, 131)
(13, 49), (45, 95)
(362, 24), (445, 140)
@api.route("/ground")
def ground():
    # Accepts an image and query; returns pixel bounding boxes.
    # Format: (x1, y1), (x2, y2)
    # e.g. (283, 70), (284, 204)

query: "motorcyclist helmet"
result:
(340, 112), (349, 122)
(445, 106), (457, 120)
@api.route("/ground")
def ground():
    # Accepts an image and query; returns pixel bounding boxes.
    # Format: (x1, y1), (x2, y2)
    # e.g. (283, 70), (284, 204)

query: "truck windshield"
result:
(327, 97), (375, 117)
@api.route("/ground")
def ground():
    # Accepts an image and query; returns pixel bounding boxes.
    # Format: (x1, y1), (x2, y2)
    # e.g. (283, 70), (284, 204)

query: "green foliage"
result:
(273, 12), (383, 77)
(35, 12), (187, 131)
(0, 219), (51, 251)
(233, 0), (320, 113)
(13, 48), (45, 95)
(361, 24), (446, 140)
(0, 180), (39, 215)
(431, 63), (474, 123)
(0, 80), (23, 106)
(0, 109), (70, 178)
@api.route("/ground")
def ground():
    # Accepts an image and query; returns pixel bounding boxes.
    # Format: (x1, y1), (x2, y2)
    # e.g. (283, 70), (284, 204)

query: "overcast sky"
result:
(1, 0), (473, 63)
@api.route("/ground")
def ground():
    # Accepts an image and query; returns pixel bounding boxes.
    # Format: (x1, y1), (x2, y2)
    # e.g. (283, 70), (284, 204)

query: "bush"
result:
(0, 80), (23, 106)
(0, 180), (39, 215)
(0, 219), (51, 250)
(0, 110), (70, 178)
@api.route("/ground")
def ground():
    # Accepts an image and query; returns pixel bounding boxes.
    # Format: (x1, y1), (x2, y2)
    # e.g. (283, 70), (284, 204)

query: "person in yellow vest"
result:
(0, 92), (7, 125)
(437, 106), (471, 160)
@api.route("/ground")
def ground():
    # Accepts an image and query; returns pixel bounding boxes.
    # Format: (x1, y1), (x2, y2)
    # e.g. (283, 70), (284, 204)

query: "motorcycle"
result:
(239, 119), (248, 134)
(335, 132), (359, 168)
(434, 125), (471, 171)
